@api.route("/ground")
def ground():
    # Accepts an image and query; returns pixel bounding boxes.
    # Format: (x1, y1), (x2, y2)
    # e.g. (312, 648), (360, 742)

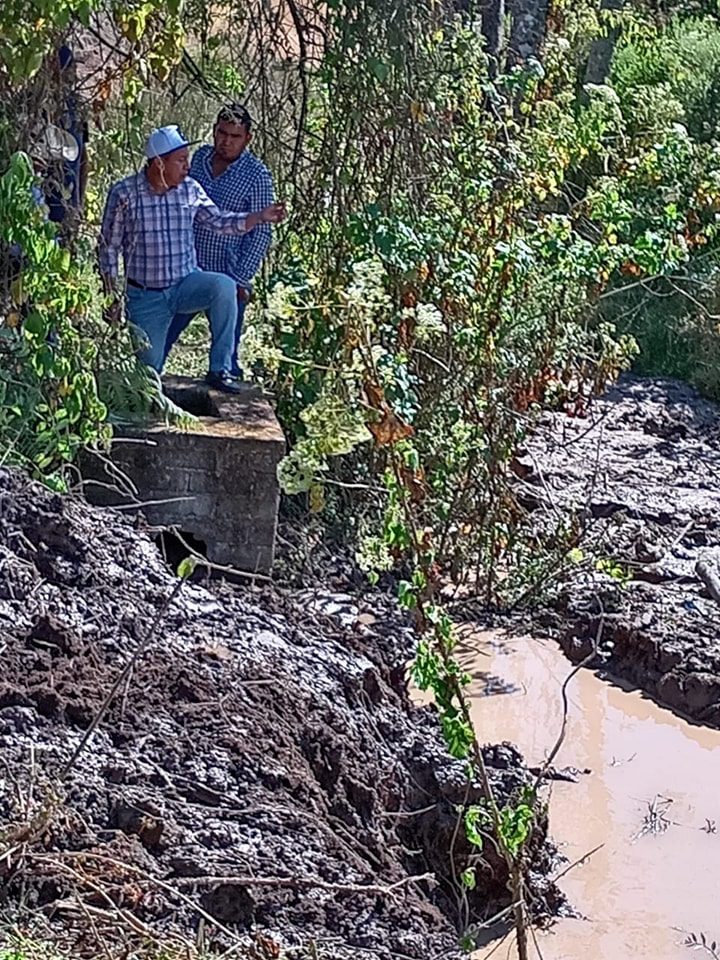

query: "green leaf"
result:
(23, 311), (47, 338)
(411, 641), (440, 690)
(177, 555), (198, 579)
(498, 803), (534, 857)
(464, 805), (489, 849)
(397, 579), (417, 609)
(77, 1), (93, 25)
(368, 57), (389, 83)
(460, 932), (476, 953)
(460, 867), (476, 890)
(441, 713), (473, 759)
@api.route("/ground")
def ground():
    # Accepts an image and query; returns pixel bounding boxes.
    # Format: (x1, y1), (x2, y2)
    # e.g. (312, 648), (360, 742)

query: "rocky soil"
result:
(521, 375), (720, 726)
(0, 469), (557, 959)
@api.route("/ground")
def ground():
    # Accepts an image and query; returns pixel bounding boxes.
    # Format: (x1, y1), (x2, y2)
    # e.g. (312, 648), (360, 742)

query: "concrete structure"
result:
(83, 377), (285, 574)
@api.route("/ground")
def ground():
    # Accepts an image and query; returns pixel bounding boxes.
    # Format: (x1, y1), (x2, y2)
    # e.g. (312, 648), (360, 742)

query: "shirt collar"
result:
(140, 168), (184, 196)
(207, 147), (251, 178)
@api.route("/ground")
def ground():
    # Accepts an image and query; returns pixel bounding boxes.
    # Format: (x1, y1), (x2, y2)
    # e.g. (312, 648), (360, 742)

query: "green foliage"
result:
(596, 556), (632, 585)
(614, 16), (720, 142)
(0, 0), (100, 82)
(97, 334), (198, 429)
(0, 153), (109, 485)
(464, 805), (491, 850)
(0, 0), (199, 484)
(498, 800), (534, 858)
(600, 13), (720, 398)
(253, 4), (651, 603)
(177, 554), (198, 579)
(225, 0), (720, 612)
(0, 0), (185, 86)
(0, 940), (221, 960)
(0, 937), (68, 960)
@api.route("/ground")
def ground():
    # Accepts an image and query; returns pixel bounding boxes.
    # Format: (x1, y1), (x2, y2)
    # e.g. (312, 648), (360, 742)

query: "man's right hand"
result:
(244, 204), (286, 233)
(261, 202), (286, 224)
(246, 203), (286, 230)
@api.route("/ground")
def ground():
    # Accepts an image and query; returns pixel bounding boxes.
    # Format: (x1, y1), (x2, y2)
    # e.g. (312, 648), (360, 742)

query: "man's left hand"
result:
(238, 286), (250, 304)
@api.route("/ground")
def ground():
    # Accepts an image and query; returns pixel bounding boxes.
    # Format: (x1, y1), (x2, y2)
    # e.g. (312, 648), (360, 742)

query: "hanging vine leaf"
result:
(367, 405), (415, 446)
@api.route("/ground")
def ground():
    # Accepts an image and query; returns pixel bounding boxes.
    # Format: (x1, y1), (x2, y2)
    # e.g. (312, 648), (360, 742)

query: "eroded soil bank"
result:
(0, 469), (556, 958)
(520, 375), (720, 726)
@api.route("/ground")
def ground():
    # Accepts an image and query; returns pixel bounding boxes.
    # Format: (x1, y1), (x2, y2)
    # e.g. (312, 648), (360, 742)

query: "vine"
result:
(0, 153), (109, 486)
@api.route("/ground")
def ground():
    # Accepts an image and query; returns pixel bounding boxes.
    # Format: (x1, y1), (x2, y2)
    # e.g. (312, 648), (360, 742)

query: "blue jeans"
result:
(125, 270), (237, 373)
(163, 296), (246, 377)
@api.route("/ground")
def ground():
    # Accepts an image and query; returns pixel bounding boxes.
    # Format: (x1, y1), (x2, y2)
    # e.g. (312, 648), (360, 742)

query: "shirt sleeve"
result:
(191, 180), (248, 235)
(99, 182), (127, 279)
(227, 166), (274, 288)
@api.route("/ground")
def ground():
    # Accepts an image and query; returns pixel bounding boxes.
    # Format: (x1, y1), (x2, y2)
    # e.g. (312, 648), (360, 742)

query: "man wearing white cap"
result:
(99, 124), (285, 394)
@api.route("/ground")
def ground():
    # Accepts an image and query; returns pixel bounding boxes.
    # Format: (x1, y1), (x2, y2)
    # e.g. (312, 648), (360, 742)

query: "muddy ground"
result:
(0, 469), (558, 959)
(519, 375), (720, 727)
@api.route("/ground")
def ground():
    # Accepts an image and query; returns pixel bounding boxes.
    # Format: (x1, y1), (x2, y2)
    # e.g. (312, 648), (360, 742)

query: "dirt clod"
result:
(526, 375), (720, 727)
(0, 468), (556, 957)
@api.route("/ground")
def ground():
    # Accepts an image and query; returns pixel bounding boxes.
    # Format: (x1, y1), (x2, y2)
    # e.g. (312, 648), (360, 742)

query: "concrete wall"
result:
(83, 377), (286, 574)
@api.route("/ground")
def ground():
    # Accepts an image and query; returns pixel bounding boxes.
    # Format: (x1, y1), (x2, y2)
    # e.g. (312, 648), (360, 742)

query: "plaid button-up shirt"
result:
(99, 171), (249, 288)
(191, 146), (274, 289)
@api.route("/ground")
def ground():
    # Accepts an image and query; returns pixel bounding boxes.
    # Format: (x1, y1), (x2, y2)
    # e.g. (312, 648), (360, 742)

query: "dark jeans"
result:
(164, 298), (246, 376)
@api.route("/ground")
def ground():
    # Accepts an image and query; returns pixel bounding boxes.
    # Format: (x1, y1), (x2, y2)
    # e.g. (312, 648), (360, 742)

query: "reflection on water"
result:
(464, 629), (720, 960)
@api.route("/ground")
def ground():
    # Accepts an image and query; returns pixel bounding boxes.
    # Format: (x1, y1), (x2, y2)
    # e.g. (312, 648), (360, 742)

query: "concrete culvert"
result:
(155, 528), (208, 575)
(81, 375), (286, 574)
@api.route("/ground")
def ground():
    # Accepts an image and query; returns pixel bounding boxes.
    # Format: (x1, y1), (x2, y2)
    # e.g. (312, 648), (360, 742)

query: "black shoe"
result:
(206, 371), (243, 395)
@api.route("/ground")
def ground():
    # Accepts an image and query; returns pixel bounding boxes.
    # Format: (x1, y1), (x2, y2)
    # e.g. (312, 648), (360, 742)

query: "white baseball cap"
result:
(145, 125), (198, 159)
(42, 124), (80, 162)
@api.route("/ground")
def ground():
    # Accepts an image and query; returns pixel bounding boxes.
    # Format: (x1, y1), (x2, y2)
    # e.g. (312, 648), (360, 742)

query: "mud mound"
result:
(0, 469), (554, 957)
(522, 375), (720, 726)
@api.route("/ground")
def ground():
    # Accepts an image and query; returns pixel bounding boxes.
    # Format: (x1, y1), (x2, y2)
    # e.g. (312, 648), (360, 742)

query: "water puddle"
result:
(463, 629), (720, 960)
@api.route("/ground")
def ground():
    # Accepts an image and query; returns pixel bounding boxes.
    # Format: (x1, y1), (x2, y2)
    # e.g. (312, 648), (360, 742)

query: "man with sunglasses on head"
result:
(163, 104), (276, 379)
(99, 124), (285, 395)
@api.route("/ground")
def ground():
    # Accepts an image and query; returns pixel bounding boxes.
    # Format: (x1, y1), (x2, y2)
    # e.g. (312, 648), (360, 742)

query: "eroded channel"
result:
(467, 629), (720, 960)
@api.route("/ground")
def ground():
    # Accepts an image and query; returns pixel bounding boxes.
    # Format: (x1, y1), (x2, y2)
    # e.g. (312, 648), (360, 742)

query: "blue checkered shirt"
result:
(99, 171), (250, 288)
(190, 146), (274, 289)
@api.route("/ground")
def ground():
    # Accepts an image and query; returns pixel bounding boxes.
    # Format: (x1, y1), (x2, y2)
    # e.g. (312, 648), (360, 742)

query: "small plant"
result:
(685, 932), (720, 959)
(596, 557), (633, 586)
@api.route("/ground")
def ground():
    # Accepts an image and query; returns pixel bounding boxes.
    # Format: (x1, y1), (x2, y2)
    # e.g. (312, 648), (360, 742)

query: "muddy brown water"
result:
(464, 629), (720, 960)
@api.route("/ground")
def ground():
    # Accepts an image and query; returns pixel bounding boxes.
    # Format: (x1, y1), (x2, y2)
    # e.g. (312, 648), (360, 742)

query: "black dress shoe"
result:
(205, 371), (243, 394)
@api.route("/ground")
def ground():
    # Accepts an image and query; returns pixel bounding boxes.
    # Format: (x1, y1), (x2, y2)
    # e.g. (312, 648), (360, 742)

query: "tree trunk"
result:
(584, 0), (625, 87)
(481, 0), (505, 76)
(507, 0), (550, 66)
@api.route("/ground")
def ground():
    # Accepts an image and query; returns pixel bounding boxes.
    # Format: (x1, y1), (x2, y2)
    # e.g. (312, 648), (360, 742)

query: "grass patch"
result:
(603, 270), (720, 400)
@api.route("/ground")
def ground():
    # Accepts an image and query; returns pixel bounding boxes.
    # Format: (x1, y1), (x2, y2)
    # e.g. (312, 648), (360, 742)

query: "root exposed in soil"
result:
(0, 469), (557, 958)
(522, 375), (720, 727)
